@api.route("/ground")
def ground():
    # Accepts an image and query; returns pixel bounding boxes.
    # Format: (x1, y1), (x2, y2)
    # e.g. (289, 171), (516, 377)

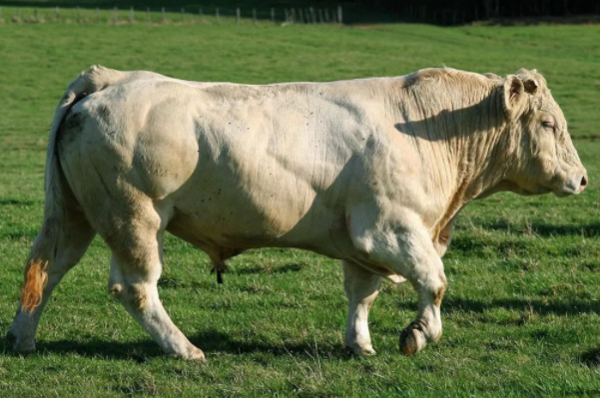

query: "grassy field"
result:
(1, 12), (600, 397)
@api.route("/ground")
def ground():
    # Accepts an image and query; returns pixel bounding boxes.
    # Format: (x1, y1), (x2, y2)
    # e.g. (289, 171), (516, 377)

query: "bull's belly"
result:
(166, 205), (405, 283)
(165, 193), (357, 260)
(165, 189), (407, 284)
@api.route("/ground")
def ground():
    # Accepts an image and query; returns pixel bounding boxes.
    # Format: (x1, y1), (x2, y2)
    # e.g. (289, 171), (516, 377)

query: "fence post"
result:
(146, 7), (150, 23)
(291, 9), (296, 23)
(161, 7), (165, 23)
(236, 8), (240, 24)
(181, 8), (185, 23)
(325, 9), (330, 23)
(130, 7), (134, 23)
(299, 9), (304, 23)
(114, 7), (118, 24)
(271, 8), (275, 24)
(216, 7), (219, 22)
(34, 7), (39, 22)
(96, 8), (100, 23)
(337, 5), (343, 24)
(253, 8), (256, 25)
(309, 7), (316, 23)
(56, 6), (60, 22)
(77, 6), (81, 23)
(318, 9), (324, 23)
(199, 7), (203, 23)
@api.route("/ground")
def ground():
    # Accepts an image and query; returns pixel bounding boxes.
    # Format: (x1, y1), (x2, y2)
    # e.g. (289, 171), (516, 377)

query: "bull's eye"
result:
(542, 121), (555, 131)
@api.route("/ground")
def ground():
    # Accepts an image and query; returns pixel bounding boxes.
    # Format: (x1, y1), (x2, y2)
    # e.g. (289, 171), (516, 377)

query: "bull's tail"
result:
(21, 66), (126, 312)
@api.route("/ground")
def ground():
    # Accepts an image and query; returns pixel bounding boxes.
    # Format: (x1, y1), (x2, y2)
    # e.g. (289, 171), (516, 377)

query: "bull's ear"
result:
(522, 78), (539, 95)
(515, 68), (540, 95)
(503, 75), (526, 115)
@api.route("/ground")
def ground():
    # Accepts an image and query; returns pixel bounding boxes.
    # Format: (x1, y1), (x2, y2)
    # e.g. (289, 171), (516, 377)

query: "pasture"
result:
(1, 14), (600, 397)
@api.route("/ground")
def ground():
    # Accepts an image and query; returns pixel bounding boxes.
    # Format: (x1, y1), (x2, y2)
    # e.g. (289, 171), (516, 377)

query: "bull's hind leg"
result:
(8, 211), (96, 352)
(349, 209), (447, 356)
(343, 260), (381, 355)
(104, 206), (204, 360)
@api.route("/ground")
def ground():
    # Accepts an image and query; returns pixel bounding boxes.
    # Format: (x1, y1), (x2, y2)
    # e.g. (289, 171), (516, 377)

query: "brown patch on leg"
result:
(129, 284), (148, 311)
(21, 259), (49, 313)
(433, 274), (448, 307)
(433, 286), (446, 307)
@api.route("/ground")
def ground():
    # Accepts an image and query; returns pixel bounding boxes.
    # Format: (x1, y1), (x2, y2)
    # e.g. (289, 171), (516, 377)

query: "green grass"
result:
(2, 15), (600, 397)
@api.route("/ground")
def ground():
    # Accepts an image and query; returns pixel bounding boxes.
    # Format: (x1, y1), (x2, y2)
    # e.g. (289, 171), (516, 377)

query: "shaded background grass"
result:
(1, 13), (600, 397)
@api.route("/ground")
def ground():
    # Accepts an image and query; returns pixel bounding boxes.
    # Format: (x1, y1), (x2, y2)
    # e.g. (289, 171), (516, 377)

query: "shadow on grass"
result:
(0, 199), (38, 206)
(398, 296), (600, 316)
(581, 348), (600, 367)
(234, 263), (305, 275)
(485, 221), (600, 238)
(157, 263), (305, 289)
(3, 329), (349, 362)
(0, 231), (37, 241)
(190, 330), (347, 358)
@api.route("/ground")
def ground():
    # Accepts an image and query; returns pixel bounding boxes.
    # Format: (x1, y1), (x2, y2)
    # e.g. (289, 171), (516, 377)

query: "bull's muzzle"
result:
(564, 170), (588, 195)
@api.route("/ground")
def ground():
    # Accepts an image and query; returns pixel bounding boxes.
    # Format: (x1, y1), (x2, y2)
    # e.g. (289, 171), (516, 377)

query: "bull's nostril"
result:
(581, 176), (588, 187)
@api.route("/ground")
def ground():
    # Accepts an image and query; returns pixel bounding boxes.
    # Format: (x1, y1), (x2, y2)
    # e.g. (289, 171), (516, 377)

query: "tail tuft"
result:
(21, 259), (49, 313)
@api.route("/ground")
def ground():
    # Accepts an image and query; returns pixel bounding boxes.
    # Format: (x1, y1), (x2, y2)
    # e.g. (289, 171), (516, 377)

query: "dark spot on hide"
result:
(58, 112), (85, 149)
(96, 104), (112, 124)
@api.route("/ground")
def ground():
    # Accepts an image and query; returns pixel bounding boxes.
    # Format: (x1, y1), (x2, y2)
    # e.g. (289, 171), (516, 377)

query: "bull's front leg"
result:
(343, 260), (381, 355)
(348, 207), (447, 355)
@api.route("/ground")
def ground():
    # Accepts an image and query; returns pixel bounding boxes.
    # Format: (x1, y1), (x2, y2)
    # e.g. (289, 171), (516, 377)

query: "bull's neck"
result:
(408, 84), (513, 228)
(449, 122), (511, 204)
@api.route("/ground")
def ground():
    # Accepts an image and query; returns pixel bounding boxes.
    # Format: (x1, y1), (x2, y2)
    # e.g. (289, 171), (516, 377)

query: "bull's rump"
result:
(59, 75), (393, 258)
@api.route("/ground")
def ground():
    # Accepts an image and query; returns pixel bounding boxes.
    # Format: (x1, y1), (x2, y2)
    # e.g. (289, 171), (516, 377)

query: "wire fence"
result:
(0, 5), (344, 25)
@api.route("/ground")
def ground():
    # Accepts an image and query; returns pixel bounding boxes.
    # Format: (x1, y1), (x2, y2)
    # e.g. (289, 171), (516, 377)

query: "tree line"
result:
(340, 0), (599, 24)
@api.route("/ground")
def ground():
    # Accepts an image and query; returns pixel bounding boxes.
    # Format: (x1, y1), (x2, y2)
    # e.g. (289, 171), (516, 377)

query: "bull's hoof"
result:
(173, 346), (207, 361)
(345, 344), (376, 356)
(189, 347), (207, 361)
(399, 325), (427, 356)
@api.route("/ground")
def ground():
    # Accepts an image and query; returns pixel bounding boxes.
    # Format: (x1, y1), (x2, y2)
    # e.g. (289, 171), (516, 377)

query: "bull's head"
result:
(501, 69), (587, 196)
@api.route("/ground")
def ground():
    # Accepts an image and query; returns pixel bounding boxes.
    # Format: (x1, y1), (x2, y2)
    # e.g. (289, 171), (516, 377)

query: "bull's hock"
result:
(8, 65), (586, 359)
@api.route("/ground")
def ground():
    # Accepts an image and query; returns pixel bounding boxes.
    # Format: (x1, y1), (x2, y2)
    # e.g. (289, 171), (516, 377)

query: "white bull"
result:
(7, 66), (587, 359)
